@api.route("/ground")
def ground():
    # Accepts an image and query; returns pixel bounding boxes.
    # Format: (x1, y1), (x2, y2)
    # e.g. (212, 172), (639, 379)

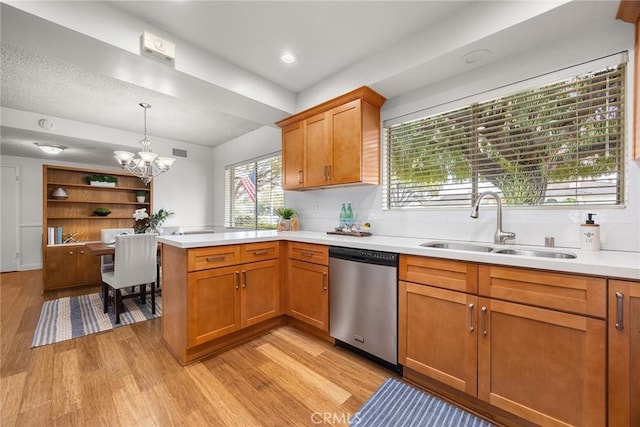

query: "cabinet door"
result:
(44, 246), (77, 290)
(187, 266), (241, 347)
(75, 245), (101, 285)
(478, 298), (605, 427)
(281, 122), (304, 189)
(304, 112), (331, 187)
(609, 280), (640, 427)
(329, 99), (361, 185)
(399, 281), (478, 395)
(287, 260), (329, 331)
(241, 259), (280, 327)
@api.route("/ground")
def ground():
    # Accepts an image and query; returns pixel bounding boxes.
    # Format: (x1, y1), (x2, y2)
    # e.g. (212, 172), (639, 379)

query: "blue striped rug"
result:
(352, 378), (494, 427)
(31, 291), (161, 348)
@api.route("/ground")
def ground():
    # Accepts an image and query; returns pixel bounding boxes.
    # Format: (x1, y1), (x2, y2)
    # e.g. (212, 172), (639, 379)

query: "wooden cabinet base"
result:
(284, 315), (334, 344)
(164, 317), (285, 365)
(403, 367), (538, 427)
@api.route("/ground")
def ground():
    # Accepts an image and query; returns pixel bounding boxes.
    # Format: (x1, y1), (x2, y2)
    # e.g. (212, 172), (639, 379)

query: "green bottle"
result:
(339, 203), (347, 227)
(345, 203), (354, 226)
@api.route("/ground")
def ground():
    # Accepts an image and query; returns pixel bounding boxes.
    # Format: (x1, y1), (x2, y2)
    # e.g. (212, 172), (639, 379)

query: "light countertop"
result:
(158, 230), (640, 280)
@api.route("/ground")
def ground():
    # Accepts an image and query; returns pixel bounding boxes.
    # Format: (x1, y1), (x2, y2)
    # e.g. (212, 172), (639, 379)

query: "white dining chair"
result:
(100, 228), (134, 273)
(101, 234), (157, 324)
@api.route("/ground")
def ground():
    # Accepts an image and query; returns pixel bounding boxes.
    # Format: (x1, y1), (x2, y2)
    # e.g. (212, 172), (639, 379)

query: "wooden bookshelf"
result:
(42, 165), (153, 291)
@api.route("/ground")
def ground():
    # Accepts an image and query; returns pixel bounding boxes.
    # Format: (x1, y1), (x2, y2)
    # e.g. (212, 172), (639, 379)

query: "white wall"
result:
(1, 148), (213, 270)
(284, 26), (640, 252)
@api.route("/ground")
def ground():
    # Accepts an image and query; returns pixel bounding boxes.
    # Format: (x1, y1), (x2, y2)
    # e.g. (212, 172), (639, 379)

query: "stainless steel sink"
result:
(419, 241), (494, 252)
(420, 241), (577, 259)
(493, 248), (577, 259)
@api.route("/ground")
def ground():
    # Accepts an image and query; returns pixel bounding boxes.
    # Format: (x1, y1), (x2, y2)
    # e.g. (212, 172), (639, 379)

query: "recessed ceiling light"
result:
(280, 52), (296, 64)
(35, 142), (67, 155)
(463, 49), (491, 64)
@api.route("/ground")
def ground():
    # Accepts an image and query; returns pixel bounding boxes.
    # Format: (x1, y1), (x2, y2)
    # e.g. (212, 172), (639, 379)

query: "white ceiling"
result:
(0, 1), (626, 168)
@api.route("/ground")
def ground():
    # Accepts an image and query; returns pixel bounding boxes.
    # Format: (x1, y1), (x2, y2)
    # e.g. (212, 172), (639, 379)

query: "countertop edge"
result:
(157, 231), (640, 281)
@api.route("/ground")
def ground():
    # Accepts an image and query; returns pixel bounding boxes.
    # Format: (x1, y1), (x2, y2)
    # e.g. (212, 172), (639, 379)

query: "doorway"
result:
(1, 165), (19, 272)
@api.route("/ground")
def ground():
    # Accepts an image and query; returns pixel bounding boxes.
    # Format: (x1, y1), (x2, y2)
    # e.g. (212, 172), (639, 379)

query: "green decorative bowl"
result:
(93, 208), (111, 217)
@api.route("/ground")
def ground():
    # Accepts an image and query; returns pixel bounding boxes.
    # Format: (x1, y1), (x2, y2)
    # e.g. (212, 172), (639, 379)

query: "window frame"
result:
(224, 152), (283, 230)
(382, 55), (627, 211)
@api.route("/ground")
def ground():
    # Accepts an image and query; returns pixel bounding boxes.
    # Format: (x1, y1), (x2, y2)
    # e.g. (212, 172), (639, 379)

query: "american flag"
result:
(242, 171), (256, 202)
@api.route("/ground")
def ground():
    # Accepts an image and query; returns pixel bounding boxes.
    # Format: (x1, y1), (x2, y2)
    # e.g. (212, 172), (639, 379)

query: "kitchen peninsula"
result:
(159, 230), (639, 427)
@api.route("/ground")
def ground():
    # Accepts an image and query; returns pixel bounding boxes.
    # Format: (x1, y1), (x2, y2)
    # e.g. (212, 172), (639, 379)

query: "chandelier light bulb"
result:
(113, 103), (175, 184)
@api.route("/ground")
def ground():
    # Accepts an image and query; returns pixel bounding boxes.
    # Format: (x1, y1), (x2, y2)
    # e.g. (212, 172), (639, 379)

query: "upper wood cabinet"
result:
(617, 1), (640, 160)
(276, 86), (386, 190)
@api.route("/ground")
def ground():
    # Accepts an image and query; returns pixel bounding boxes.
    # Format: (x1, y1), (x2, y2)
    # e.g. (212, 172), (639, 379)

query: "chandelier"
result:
(114, 103), (175, 185)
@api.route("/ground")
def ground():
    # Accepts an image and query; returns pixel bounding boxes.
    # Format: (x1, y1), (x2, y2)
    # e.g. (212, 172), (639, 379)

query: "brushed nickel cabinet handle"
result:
(300, 250), (315, 257)
(326, 165), (332, 181)
(69, 251), (74, 255)
(235, 271), (240, 290)
(322, 272), (327, 291)
(298, 170), (304, 184)
(615, 292), (624, 330)
(481, 306), (488, 336)
(79, 250), (85, 254)
(242, 270), (247, 288)
(206, 256), (225, 262)
(468, 303), (475, 332)
(324, 165), (329, 180)
(253, 250), (269, 256)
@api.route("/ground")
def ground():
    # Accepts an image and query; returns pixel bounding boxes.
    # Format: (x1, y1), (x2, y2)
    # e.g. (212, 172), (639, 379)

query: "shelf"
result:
(47, 182), (150, 191)
(48, 216), (139, 220)
(47, 199), (150, 205)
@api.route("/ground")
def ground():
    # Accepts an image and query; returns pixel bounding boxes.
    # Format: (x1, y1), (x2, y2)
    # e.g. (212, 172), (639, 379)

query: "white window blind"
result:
(224, 153), (283, 229)
(384, 62), (625, 209)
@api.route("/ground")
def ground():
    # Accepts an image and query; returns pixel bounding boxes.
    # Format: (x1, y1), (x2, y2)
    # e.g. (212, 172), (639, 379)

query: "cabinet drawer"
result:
(479, 265), (606, 318)
(400, 255), (478, 294)
(288, 242), (328, 265)
(240, 241), (279, 263)
(188, 245), (241, 271)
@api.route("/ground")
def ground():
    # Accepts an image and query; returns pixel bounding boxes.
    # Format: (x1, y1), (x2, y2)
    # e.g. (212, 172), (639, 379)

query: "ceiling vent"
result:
(172, 148), (187, 158)
(141, 31), (175, 63)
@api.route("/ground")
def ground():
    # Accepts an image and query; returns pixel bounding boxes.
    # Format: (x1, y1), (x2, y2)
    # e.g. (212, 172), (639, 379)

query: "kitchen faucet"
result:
(470, 191), (516, 245)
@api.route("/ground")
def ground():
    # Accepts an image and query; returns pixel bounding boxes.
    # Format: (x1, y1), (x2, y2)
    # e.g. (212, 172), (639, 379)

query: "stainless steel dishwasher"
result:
(329, 246), (401, 372)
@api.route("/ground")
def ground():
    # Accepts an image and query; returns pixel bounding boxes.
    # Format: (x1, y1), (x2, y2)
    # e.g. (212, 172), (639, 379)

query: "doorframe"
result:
(1, 164), (20, 272)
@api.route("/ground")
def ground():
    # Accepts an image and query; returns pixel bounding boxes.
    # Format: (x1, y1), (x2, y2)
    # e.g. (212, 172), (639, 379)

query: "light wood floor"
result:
(1, 270), (397, 426)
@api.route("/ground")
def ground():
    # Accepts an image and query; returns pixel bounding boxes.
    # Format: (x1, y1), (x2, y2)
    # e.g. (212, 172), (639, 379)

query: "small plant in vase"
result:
(146, 208), (174, 235)
(275, 207), (296, 231)
(135, 190), (146, 203)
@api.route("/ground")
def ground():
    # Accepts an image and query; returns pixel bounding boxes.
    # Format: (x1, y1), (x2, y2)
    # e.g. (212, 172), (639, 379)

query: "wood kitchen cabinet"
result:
(187, 258), (280, 347)
(399, 255), (607, 427)
(286, 242), (329, 331)
(608, 279), (640, 427)
(44, 244), (101, 290)
(163, 241), (282, 364)
(276, 86), (386, 190)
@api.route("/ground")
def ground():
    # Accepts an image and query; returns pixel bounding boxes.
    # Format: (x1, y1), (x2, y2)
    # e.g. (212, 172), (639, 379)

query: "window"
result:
(383, 61), (625, 209)
(224, 153), (283, 229)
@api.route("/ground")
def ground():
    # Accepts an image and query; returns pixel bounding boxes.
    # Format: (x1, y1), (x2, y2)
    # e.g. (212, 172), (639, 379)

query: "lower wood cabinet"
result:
(399, 281), (478, 395)
(477, 297), (605, 427)
(44, 244), (101, 290)
(608, 280), (640, 427)
(187, 259), (279, 347)
(399, 255), (607, 427)
(286, 242), (329, 332)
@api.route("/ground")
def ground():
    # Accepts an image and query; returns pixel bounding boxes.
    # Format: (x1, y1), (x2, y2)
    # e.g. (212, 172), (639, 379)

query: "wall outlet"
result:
(312, 201), (318, 214)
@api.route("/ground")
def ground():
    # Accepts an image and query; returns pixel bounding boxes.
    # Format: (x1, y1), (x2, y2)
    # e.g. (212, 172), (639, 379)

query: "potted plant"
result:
(86, 174), (118, 187)
(135, 190), (146, 203)
(275, 207), (296, 231)
(145, 208), (174, 235)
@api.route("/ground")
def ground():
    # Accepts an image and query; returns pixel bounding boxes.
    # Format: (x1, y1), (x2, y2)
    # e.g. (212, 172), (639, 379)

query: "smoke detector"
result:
(141, 31), (175, 62)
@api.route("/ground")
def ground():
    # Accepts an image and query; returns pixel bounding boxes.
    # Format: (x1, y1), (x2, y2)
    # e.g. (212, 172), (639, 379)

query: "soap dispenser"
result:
(580, 213), (600, 251)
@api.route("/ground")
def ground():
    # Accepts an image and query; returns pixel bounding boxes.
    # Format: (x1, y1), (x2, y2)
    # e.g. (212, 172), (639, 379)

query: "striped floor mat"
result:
(352, 378), (494, 427)
(31, 291), (161, 348)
